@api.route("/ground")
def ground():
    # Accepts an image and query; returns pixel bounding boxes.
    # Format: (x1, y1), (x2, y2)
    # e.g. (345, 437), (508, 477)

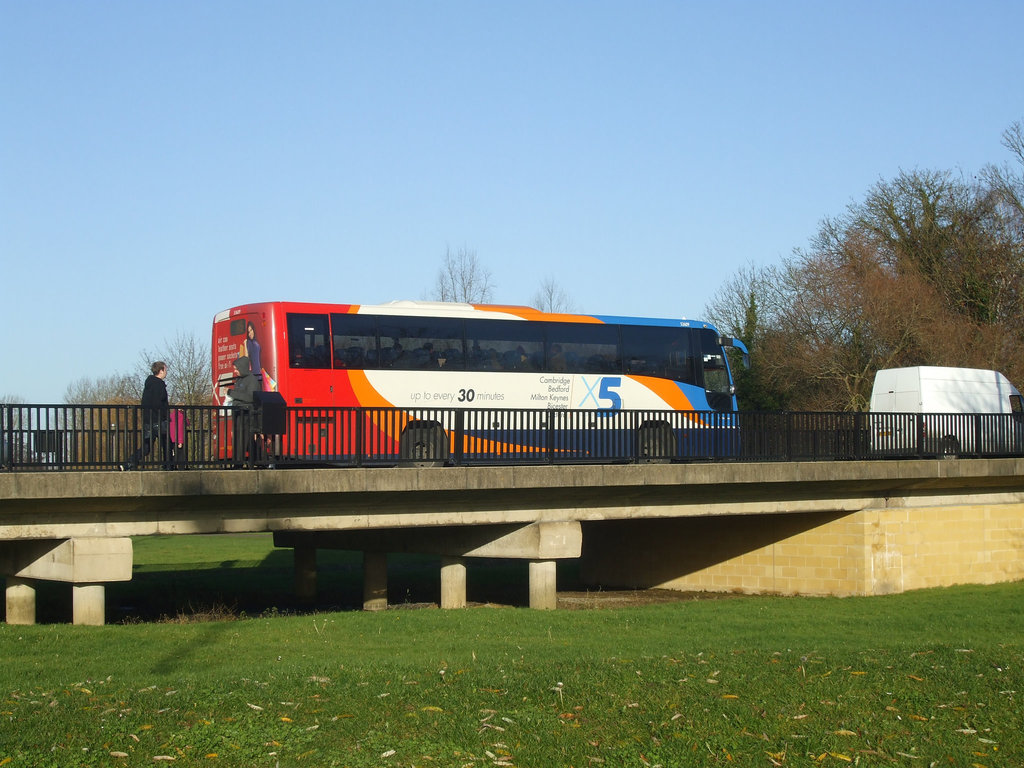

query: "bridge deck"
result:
(3, 459), (1024, 625)
(3, 459), (1022, 539)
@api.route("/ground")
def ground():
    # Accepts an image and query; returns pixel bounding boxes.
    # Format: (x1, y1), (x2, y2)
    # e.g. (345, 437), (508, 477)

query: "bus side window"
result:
(378, 317), (465, 371)
(547, 322), (620, 375)
(465, 319), (544, 373)
(331, 313), (378, 369)
(620, 325), (692, 382)
(286, 313), (331, 369)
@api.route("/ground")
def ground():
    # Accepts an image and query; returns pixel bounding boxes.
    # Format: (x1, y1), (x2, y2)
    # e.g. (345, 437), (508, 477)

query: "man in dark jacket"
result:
(227, 357), (258, 465)
(122, 361), (169, 470)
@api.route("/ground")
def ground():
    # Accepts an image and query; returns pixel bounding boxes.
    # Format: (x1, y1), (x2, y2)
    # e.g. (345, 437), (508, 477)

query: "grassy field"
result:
(1, 535), (1022, 767)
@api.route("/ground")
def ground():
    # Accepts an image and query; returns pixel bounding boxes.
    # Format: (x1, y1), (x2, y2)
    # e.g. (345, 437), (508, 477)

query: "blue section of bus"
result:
(672, 379), (715, 410)
(591, 314), (721, 331)
(460, 423), (740, 461)
(576, 376), (625, 410)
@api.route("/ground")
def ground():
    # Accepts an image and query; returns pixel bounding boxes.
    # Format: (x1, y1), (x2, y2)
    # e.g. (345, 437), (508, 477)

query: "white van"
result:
(869, 366), (1024, 456)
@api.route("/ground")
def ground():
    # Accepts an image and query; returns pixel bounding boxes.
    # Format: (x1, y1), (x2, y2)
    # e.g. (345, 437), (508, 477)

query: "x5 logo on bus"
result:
(578, 377), (623, 411)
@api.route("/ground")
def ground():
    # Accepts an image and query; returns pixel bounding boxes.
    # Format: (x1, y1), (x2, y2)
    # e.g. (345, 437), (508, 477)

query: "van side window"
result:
(1011, 394), (1023, 420)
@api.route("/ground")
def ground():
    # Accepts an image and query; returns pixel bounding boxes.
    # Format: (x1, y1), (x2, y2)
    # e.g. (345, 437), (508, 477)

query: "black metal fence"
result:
(2, 403), (1022, 471)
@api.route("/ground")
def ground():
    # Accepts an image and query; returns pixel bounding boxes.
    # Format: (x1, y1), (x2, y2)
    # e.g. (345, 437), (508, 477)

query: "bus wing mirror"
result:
(718, 336), (750, 369)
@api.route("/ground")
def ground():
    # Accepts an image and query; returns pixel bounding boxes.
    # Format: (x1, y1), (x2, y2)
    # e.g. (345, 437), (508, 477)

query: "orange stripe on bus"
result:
(626, 375), (701, 416)
(469, 304), (606, 324)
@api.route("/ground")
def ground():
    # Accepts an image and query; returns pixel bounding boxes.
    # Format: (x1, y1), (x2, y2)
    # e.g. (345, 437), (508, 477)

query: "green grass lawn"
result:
(1, 535), (1022, 767)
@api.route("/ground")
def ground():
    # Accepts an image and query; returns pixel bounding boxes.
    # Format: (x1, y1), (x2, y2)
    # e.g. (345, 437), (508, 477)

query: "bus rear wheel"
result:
(399, 421), (450, 466)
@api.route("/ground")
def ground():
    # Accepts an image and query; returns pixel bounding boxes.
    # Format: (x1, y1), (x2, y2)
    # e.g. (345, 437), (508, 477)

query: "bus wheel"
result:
(636, 420), (676, 463)
(400, 421), (450, 466)
(940, 435), (961, 458)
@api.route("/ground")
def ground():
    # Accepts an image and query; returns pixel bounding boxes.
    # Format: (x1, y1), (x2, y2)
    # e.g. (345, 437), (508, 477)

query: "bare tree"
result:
(532, 276), (577, 313)
(433, 246), (494, 303)
(983, 120), (1024, 224)
(704, 262), (791, 410)
(63, 373), (138, 405)
(138, 330), (213, 406)
(62, 330), (212, 406)
(704, 262), (775, 339)
(759, 231), (951, 410)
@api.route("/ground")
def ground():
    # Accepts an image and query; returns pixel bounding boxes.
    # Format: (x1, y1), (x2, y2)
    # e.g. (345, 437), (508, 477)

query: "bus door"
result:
(697, 329), (735, 412)
(284, 312), (334, 404)
(284, 312), (347, 458)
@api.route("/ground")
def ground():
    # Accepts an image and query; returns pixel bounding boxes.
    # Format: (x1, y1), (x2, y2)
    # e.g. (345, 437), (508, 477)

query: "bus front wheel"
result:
(636, 420), (676, 463)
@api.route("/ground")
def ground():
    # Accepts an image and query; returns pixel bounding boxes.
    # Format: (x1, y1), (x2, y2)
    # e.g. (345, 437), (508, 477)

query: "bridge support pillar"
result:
(528, 560), (557, 610)
(363, 551), (388, 611)
(294, 546), (317, 603)
(1, 538), (131, 625)
(5, 577), (36, 625)
(440, 556), (467, 609)
(72, 584), (106, 626)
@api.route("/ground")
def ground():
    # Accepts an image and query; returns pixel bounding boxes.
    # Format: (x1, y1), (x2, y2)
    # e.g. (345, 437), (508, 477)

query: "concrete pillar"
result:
(528, 560), (558, 610)
(362, 551), (388, 611)
(5, 577), (37, 625)
(72, 584), (106, 626)
(440, 556), (467, 609)
(294, 546), (317, 603)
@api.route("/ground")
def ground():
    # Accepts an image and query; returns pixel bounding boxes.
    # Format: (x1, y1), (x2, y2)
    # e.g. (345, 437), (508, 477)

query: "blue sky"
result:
(2, 1), (1022, 402)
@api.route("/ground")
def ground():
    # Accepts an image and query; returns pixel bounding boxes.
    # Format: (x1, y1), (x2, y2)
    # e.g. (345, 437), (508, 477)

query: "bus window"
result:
(331, 313), (378, 369)
(287, 313), (331, 369)
(546, 322), (620, 374)
(621, 325), (694, 383)
(466, 319), (545, 371)
(378, 317), (465, 370)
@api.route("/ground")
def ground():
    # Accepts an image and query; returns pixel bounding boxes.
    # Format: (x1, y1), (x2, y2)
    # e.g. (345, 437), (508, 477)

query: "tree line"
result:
(706, 121), (1024, 412)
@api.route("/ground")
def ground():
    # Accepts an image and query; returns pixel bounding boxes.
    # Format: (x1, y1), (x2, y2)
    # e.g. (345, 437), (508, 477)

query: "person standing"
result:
(168, 407), (189, 469)
(227, 356), (258, 465)
(123, 361), (169, 470)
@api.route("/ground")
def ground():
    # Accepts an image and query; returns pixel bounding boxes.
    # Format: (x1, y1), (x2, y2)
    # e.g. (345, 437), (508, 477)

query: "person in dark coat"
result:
(122, 361), (169, 470)
(227, 356), (258, 465)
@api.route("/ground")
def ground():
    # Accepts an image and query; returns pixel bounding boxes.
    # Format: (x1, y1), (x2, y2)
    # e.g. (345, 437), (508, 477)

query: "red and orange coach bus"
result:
(212, 300), (748, 464)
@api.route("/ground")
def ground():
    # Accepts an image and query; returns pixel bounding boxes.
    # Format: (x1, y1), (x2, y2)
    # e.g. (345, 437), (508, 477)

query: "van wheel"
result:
(399, 420), (450, 466)
(940, 435), (960, 458)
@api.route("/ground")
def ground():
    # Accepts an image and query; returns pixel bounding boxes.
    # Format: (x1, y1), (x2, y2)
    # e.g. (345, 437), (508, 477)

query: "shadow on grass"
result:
(89, 553), (589, 624)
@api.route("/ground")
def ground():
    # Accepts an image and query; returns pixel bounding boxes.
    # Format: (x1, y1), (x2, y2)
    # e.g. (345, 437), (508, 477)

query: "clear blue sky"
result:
(2, 1), (1021, 402)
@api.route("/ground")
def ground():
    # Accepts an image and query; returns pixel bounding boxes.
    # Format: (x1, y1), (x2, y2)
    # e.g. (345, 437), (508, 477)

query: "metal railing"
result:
(2, 403), (1023, 471)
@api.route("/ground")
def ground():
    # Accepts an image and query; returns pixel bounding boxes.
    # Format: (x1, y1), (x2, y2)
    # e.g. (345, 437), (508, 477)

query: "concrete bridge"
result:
(2, 459), (1023, 624)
